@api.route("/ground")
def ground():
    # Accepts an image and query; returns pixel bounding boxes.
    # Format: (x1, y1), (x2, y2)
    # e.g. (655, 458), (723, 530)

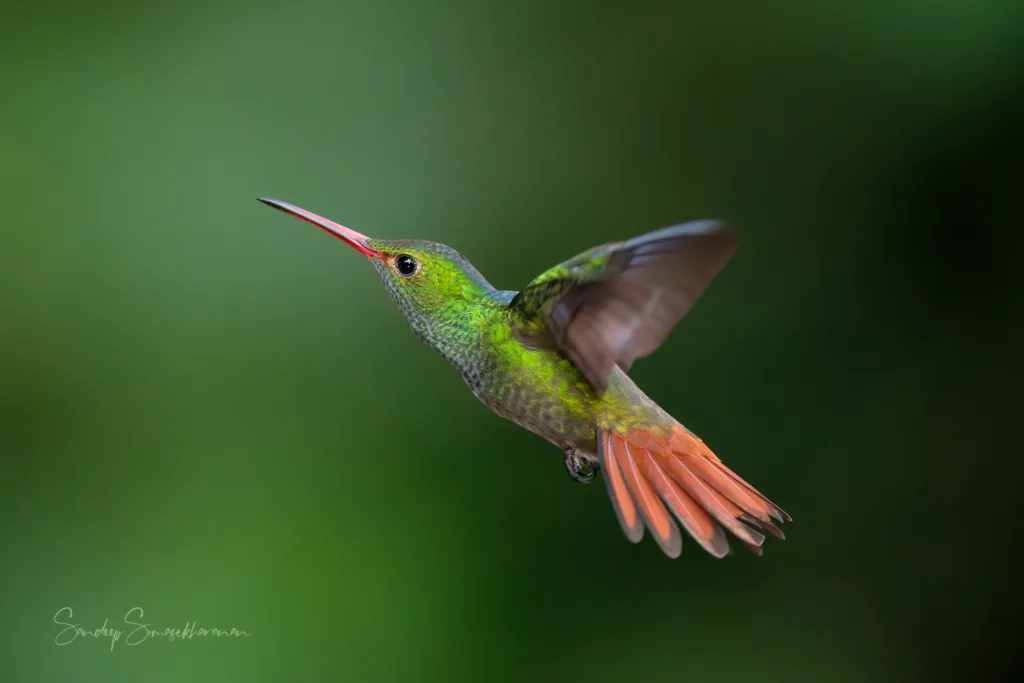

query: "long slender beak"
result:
(258, 197), (384, 260)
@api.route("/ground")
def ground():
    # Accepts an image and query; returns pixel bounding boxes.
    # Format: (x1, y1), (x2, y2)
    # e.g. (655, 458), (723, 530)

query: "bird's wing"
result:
(509, 221), (738, 393)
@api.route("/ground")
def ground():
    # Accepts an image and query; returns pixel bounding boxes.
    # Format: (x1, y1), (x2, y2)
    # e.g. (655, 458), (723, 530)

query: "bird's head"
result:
(259, 198), (494, 337)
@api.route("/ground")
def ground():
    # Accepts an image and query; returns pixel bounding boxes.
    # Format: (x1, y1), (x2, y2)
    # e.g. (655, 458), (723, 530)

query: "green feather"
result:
(358, 237), (661, 450)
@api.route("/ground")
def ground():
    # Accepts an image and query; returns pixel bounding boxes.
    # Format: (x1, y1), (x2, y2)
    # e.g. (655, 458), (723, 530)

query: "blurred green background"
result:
(2, 1), (1022, 681)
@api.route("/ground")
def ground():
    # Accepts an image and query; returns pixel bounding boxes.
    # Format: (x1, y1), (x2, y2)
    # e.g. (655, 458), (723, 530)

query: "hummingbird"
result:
(259, 198), (790, 559)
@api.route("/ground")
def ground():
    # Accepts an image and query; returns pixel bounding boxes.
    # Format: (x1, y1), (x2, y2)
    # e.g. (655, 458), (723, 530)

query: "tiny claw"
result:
(563, 447), (597, 484)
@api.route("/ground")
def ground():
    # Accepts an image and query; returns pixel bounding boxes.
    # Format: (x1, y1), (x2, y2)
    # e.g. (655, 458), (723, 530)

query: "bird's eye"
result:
(395, 254), (419, 277)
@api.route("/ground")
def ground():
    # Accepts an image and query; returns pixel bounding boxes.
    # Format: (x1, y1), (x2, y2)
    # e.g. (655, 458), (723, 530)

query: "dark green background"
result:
(2, 1), (1022, 681)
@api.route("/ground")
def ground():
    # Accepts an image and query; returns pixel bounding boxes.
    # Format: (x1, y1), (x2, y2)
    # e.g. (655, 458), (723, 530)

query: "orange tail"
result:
(597, 424), (790, 558)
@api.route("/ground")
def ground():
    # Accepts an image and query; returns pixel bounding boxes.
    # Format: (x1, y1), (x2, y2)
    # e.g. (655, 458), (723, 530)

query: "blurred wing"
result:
(510, 221), (738, 392)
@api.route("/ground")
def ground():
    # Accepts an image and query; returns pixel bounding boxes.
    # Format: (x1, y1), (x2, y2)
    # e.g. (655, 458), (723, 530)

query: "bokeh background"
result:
(2, 1), (1022, 681)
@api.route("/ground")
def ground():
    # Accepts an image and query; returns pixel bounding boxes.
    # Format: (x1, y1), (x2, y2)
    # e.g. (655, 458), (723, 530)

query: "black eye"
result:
(395, 254), (418, 276)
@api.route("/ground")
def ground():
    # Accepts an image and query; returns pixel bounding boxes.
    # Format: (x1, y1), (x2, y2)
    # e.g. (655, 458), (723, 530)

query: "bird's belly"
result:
(458, 346), (606, 451)
(480, 389), (592, 444)
(471, 384), (596, 450)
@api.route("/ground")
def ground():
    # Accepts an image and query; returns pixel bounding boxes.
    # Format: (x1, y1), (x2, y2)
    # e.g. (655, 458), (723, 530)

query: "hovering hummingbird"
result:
(259, 198), (790, 558)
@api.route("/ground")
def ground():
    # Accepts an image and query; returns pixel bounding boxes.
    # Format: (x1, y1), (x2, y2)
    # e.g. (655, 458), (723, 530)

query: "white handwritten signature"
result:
(53, 607), (251, 651)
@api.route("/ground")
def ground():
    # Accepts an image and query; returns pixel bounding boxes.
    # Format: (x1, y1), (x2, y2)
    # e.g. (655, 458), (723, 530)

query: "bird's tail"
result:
(597, 423), (790, 558)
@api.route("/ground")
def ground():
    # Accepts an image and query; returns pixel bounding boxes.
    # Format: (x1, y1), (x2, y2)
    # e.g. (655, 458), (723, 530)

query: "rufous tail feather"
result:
(597, 424), (790, 558)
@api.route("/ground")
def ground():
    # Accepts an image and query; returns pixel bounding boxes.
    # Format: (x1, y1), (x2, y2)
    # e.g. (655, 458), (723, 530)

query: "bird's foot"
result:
(563, 447), (598, 484)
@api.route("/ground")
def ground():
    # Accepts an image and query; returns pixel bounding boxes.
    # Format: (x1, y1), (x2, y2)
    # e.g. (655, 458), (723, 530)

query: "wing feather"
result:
(511, 220), (738, 391)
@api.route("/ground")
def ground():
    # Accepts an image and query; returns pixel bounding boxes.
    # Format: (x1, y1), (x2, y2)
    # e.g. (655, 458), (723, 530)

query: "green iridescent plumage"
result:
(362, 238), (650, 451)
(259, 197), (791, 560)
